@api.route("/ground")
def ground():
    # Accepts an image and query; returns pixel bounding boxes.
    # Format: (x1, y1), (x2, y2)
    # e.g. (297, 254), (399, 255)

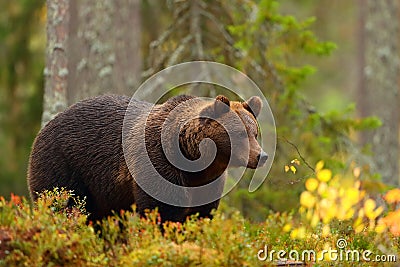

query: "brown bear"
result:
(27, 94), (268, 222)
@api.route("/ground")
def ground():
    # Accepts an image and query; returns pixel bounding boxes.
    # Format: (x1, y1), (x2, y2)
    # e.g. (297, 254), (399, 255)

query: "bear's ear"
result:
(243, 96), (262, 118)
(214, 95), (230, 116)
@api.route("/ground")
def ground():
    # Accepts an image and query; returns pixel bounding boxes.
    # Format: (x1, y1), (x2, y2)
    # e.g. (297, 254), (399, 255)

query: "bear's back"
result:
(27, 95), (150, 219)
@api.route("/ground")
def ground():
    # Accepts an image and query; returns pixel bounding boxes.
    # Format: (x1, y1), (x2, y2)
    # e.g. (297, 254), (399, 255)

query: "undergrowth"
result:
(1, 164), (399, 267)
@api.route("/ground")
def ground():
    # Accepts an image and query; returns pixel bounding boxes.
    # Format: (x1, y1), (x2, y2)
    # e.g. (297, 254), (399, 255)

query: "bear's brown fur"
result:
(27, 94), (267, 222)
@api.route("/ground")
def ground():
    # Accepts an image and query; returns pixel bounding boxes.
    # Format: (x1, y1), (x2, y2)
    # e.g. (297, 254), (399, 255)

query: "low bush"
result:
(1, 163), (399, 266)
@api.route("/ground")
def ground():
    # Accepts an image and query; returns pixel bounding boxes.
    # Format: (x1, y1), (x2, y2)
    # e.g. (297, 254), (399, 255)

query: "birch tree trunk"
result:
(357, 0), (400, 185)
(42, 0), (142, 126)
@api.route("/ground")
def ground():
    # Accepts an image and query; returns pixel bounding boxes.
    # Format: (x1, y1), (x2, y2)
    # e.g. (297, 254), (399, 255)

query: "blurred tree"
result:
(0, 1), (45, 196)
(357, 0), (400, 186)
(43, 0), (142, 126)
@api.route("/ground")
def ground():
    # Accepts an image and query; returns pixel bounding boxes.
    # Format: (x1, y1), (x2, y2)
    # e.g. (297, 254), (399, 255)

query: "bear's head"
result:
(177, 95), (268, 175)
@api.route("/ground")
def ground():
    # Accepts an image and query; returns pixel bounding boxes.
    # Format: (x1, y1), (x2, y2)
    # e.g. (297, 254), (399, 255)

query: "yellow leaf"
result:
(375, 220), (386, 234)
(305, 178), (319, 192)
(290, 226), (306, 239)
(324, 203), (337, 224)
(290, 229), (297, 239)
(353, 167), (361, 178)
(374, 206), (384, 218)
(364, 199), (376, 216)
(327, 187), (338, 200)
(354, 223), (365, 233)
(353, 216), (363, 227)
(283, 223), (291, 232)
(284, 165), (290, 172)
(358, 209), (365, 219)
(300, 191), (316, 208)
(317, 169), (332, 182)
(353, 217), (365, 233)
(322, 224), (330, 237)
(343, 188), (360, 206)
(290, 165), (297, 174)
(291, 158), (301, 165)
(311, 213), (319, 227)
(317, 182), (328, 196)
(344, 208), (355, 220)
(316, 161), (324, 172)
(364, 199), (376, 209)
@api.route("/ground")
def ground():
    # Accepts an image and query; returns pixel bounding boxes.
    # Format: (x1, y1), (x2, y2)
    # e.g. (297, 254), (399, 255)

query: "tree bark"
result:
(67, 0), (142, 104)
(357, 0), (400, 185)
(42, 0), (70, 127)
(43, 0), (142, 126)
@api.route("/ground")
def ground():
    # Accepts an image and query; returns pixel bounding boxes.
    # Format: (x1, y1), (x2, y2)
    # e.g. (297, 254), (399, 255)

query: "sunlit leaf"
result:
(290, 226), (306, 239)
(290, 165), (297, 174)
(354, 223), (365, 234)
(283, 223), (291, 232)
(305, 178), (318, 192)
(375, 219), (386, 234)
(311, 213), (319, 227)
(291, 158), (300, 165)
(352, 167), (361, 178)
(382, 211), (400, 236)
(364, 199), (377, 220)
(315, 161), (324, 172)
(384, 188), (400, 204)
(284, 165), (290, 172)
(300, 191), (316, 208)
(317, 182), (328, 196)
(317, 169), (332, 182)
(322, 224), (330, 237)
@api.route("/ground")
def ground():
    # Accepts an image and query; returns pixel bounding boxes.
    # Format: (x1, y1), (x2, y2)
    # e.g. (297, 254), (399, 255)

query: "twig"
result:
(278, 136), (315, 172)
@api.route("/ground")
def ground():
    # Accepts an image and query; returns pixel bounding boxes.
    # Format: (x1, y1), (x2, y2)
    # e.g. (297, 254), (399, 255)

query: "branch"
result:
(278, 136), (315, 172)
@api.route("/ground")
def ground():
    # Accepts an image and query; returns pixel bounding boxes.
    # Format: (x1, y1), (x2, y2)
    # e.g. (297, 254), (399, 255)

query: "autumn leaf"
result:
(381, 210), (400, 236)
(291, 158), (300, 165)
(284, 165), (290, 172)
(384, 188), (400, 204)
(317, 169), (332, 182)
(316, 160), (324, 172)
(305, 178), (318, 192)
(290, 226), (306, 239)
(364, 199), (383, 220)
(322, 224), (330, 237)
(290, 165), (297, 174)
(352, 167), (361, 178)
(300, 191), (316, 208)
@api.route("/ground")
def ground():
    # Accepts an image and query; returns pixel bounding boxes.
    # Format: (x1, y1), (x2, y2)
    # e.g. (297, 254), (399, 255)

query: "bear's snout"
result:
(257, 150), (268, 167)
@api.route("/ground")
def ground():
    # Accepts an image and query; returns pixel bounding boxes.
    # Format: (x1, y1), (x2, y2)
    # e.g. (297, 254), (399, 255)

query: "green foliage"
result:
(0, 1), (46, 196)
(1, 189), (398, 266)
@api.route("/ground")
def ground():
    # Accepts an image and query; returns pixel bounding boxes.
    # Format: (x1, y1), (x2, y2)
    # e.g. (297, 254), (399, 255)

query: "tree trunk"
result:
(357, 0), (400, 185)
(42, 0), (70, 127)
(43, 0), (142, 126)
